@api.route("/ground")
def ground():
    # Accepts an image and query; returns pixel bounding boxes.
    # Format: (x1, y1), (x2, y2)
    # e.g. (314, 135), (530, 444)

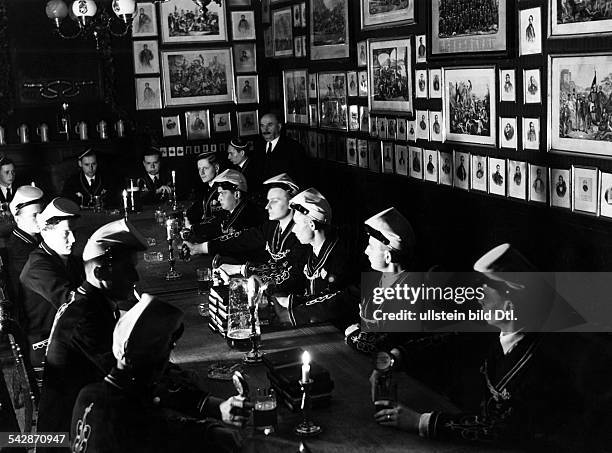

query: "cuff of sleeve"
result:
(240, 264), (247, 276)
(418, 412), (433, 438)
(202, 242), (209, 254)
(199, 395), (224, 420)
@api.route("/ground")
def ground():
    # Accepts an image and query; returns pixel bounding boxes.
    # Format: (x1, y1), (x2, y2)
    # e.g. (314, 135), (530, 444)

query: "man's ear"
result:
(234, 190), (241, 200)
(308, 219), (316, 231)
(384, 250), (393, 265)
(502, 300), (514, 313)
(78, 160), (83, 169)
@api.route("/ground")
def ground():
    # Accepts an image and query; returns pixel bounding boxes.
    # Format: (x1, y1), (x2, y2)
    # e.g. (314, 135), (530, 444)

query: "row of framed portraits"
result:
(158, 142), (228, 158)
(158, 109), (259, 139)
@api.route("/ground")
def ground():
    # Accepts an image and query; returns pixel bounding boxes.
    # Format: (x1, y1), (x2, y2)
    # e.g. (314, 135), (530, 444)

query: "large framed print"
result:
(160, 0), (227, 44)
(318, 72), (348, 131)
(443, 66), (496, 146)
(367, 38), (413, 115)
(273, 8), (293, 57)
(133, 3), (158, 37)
(283, 69), (308, 124)
(360, 0), (415, 31)
(549, 54), (612, 157)
(551, 0), (612, 37)
(161, 48), (234, 107)
(310, 0), (349, 60)
(431, 0), (507, 55)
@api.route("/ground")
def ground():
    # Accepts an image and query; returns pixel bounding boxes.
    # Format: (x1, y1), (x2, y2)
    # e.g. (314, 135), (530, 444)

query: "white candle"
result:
(166, 221), (172, 241)
(247, 276), (257, 307)
(172, 170), (176, 185)
(122, 190), (128, 211)
(301, 351), (311, 383)
(31, 181), (35, 187)
(130, 179), (135, 192)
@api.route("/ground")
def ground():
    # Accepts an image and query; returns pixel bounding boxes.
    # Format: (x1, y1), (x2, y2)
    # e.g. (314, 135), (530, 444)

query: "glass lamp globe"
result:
(112, 0), (136, 24)
(45, 0), (69, 27)
(71, 0), (97, 28)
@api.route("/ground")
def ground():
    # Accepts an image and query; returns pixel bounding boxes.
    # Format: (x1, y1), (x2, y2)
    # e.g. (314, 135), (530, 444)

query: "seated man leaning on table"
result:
(71, 292), (247, 453)
(183, 173), (308, 294)
(371, 243), (611, 451)
(273, 188), (358, 327)
(138, 147), (172, 205)
(62, 149), (112, 207)
(185, 151), (224, 234)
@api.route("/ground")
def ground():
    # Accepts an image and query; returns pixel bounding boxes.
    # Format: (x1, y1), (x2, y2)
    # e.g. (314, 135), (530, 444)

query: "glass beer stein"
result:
(226, 278), (260, 351)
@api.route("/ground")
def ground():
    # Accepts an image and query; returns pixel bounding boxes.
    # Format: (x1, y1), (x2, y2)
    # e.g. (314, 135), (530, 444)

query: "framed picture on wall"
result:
(397, 119), (407, 141)
(471, 155), (487, 192)
(185, 110), (210, 140)
(388, 118), (397, 140)
(160, 0), (227, 43)
(416, 110), (429, 141)
(599, 172), (612, 217)
(529, 164), (548, 204)
(133, 3), (158, 38)
(283, 69), (308, 124)
(429, 69), (442, 99)
(550, 168), (571, 209)
(499, 117), (518, 149)
(262, 0), (270, 24)
(508, 160), (527, 200)
(549, 54), (612, 157)
(424, 149), (438, 183)
(409, 146), (423, 180)
(523, 117), (540, 150)
(368, 37), (413, 114)
(519, 7), (542, 56)
(369, 141), (382, 173)
(453, 150), (469, 190)
(407, 120), (416, 141)
(359, 106), (369, 132)
(416, 35), (427, 63)
(438, 151), (453, 186)
(550, 1), (612, 37)
(358, 70), (368, 97)
(500, 68), (516, 102)
(310, 0), (349, 60)
(395, 144), (408, 176)
(523, 68), (541, 104)
(347, 71), (359, 97)
(357, 139), (368, 168)
(349, 105), (360, 131)
(347, 138), (358, 166)
(429, 111), (442, 142)
(443, 66), (496, 146)
(135, 77), (162, 110)
(308, 73), (317, 98)
(234, 43), (257, 73)
(293, 4), (302, 27)
(273, 7), (293, 57)
(382, 142), (394, 173)
(416, 70), (428, 99)
(377, 117), (388, 140)
(360, 0), (414, 30)
(133, 41), (160, 74)
(231, 11), (256, 40)
(357, 41), (367, 67)
(236, 75), (259, 104)
(213, 113), (231, 133)
(489, 157), (506, 197)
(294, 37), (303, 57)
(237, 110), (259, 136)
(161, 48), (234, 106)
(318, 72), (348, 130)
(431, 0), (507, 56)
(161, 114), (181, 137)
(309, 104), (318, 127)
(572, 165), (599, 215)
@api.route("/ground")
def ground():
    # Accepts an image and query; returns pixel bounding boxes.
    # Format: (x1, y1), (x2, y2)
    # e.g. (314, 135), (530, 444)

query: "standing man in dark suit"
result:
(227, 137), (263, 194)
(61, 149), (111, 207)
(259, 112), (308, 185)
(138, 148), (172, 205)
(0, 156), (16, 204)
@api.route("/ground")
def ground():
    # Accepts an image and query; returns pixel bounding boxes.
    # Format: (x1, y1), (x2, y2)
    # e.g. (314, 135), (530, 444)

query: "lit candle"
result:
(166, 220), (172, 241)
(247, 276), (257, 307)
(130, 179), (135, 192)
(129, 179), (135, 210)
(122, 189), (128, 211)
(172, 170), (176, 186)
(301, 351), (311, 383)
(31, 181), (36, 187)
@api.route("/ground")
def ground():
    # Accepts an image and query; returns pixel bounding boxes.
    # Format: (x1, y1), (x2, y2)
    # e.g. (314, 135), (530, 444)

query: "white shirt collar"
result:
(499, 330), (525, 355)
(85, 175), (95, 184)
(238, 158), (248, 168)
(1, 185), (11, 196)
(267, 136), (280, 152)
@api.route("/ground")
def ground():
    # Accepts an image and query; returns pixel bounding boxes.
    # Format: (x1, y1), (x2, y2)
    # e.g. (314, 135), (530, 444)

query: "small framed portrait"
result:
(349, 105), (360, 131)
(416, 110), (429, 141)
(293, 4), (302, 27)
(294, 36), (303, 57)
(309, 104), (319, 127)
(488, 157), (506, 197)
(429, 111), (442, 142)
(368, 141), (382, 173)
(471, 155), (488, 192)
(176, 146), (184, 156)
(423, 149), (438, 183)
(453, 150), (469, 190)
(301, 36), (307, 56)
(599, 172), (612, 218)
(415, 70), (428, 99)
(357, 139), (369, 168)
(135, 77), (162, 110)
(236, 75), (259, 104)
(213, 113), (231, 133)
(508, 160), (527, 200)
(370, 115), (378, 137)
(168, 147), (176, 157)
(185, 110), (210, 140)
(382, 142), (394, 173)
(519, 7), (542, 56)
(358, 70), (368, 97)
(300, 2), (307, 28)
(377, 117), (388, 140)
(407, 120), (416, 141)
(161, 114), (181, 137)
(523, 69), (541, 104)
(550, 168), (571, 209)
(395, 144), (408, 176)
(231, 11), (256, 40)
(572, 165), (599, 215)
(429, 69), (442, 99)
(438, 151), (453, 186)
(160, 147), (167, 157)
(523, 117), (540, 150)
(308, 73), (317, 98)
(185, 146), (192, 155)
(499, 117), (518, 149)
(357, 40), (367, 67)
(416, 34), (427, 63)
(387, 118), (397, 140)
(529, 164), (548, 204)
(234, 43), (257, 73)
(346, 137), (358, 166)
(229, 0), (251, 5)
(273, 7), (293, 57)
(347, 71), (359, 97)
(237, 110), (259, 136)
(397, 119), (407, 141)
(133, 40), (159, 74)
(262, 0), (270, 24)
(409, 146), (423, 180)
(500, 69), (516, 102)
(359, 106), (369, 132)
(133, 3), (158, 38)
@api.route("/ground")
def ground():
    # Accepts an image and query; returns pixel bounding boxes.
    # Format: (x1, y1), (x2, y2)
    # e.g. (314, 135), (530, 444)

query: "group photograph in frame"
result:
(443, 66), (496, 146)
(231, 11), (256, 40)
(133, 40), (160, 75)
(185, 110), (210, 140)
(551, 0), (612, 37)
(237, 110), (259, 136)
(550, 168), (571, 209)
(360, 0), (414, 30)
(310, 0), (349, 60)
(283, 69), (308, 124)
(233, 43), (257, 73)
(572, 165), (599, 215)
(508, 160), (527, 200)
(519, 7), (542, 56)
(133, 2), (158, 38)
(367, 37), (413, 115)
(318, 72), (348, 130)
(236, 75), (259, 104)
(500, 68), (516, 102)
(431, 0), (507, 56)
(160, 0), (227, 44)
(135, 77), (162, 110)
(273, 7), (293, 57)
(549, 54), (612, 157)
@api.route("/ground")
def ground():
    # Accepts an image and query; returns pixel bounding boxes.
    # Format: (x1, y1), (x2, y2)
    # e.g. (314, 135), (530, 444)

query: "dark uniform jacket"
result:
(260, 136), (308, 186)
(186, 182), (221, 225)
(5, 227), (39, 324)
(208, 218), (308, 293)
(0, 185), (15, 203)
(287, 231), (358, 327)
(138, 170), (172, 205)
(61, 172), (110, 206)
(19, 242), (84, 368)
(71, 367), (241, 453)
(233, 157), (264, 194)
(37, 282), (119, 445)
(193, 200), (265, 243)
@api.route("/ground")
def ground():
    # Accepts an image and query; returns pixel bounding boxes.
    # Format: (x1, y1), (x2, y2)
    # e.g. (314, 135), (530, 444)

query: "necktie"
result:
(266, 142), (272, 154)
(5, 187), (11, 201)
(153, 176), (158, 186)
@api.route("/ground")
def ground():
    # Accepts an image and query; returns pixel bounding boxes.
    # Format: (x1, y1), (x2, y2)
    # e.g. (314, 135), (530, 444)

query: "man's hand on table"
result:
(374, 403), (421, 433)
(220, 396), (249, 427)
(182, 240), (207, 255)
(156, 185), (172, 195)
(219, 263), (242, 276)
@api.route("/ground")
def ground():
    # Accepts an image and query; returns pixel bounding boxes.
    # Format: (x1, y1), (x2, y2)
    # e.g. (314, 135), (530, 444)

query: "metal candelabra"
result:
(294, 379), (322, 436)
(165, 237), (182, 281)
(244, 304), (264, 364)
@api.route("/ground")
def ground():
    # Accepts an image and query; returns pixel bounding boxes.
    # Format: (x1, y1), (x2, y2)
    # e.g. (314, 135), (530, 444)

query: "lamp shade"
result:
(71, 0), (97, 18)
(112, 0), (136, 16)
(45, 0), (69, 20)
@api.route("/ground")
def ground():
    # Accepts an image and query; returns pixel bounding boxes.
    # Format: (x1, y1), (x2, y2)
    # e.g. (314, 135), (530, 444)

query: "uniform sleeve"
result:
(20, 259), (78, 309)
(208, 224), (266, 258)
(61, 175), (81, 203)
(69, 310), (116, 376)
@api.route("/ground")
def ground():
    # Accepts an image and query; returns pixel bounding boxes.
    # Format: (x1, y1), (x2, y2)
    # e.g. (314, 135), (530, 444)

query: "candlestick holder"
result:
(294, 379), (322, 436)
(170, 185), (179, 211)
(165, 238), (182, 281)
(244, 305), (264, 364)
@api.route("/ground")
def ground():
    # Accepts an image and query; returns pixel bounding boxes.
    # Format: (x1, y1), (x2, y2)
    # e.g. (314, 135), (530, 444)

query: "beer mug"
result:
(37, 123), (50, 143)
(75, 121), (88, 141)
(0, 126), (6, 145)
(115, 119), (125, 138)
(17, 124), (29, 144)
(96, 120), (109, 139)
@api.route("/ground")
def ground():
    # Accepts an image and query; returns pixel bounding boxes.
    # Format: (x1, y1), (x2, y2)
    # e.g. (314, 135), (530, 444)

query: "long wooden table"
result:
(74, 208), (517, 453)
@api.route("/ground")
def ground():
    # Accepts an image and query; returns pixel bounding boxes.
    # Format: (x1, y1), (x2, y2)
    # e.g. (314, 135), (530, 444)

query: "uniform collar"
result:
(499, 330), (525, 355)
(12, 227), (38, 245)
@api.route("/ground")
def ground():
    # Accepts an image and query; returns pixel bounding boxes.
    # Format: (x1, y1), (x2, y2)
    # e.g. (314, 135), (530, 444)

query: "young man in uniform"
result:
(138, 148), (172, 205)
(62, 149), (110, 207)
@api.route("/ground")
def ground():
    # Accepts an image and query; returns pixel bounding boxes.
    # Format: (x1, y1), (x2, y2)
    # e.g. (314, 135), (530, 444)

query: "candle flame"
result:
(302, 351), (311, 365)
(122, 189), (127, 196)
